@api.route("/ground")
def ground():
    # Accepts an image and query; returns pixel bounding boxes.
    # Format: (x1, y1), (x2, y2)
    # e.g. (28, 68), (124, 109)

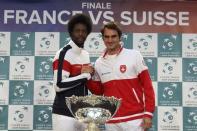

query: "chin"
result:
(76, 42), (84, 48)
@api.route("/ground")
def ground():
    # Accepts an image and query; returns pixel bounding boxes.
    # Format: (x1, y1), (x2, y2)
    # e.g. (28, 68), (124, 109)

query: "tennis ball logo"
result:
(137, 35), (152, 50)
(15, 33), (30, 49)
(40, 33), (55, 49)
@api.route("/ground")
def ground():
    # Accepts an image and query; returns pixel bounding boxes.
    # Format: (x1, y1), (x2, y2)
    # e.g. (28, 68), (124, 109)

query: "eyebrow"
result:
(104, 34), (118, 38)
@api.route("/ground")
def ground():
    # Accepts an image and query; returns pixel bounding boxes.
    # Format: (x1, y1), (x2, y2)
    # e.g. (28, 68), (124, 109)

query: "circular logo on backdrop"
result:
(162, 83), (177, 100)
(38, 110), (50, 123)
(38, 81), (53, 98)
(39, 85), (50, 98)
(15, 61), (26, 73)
(187, 111), (197, 125)
(13, 82), (29, 98)
(137, 35), (152, 50)
(39, 58), (53, 74)
(37, 107), (52, 123)
(162, 108), (177, 124)
(40, 33), (55, 49)
(162, 59), (177, 74)
(88, 34), (102, 50)
(14, 57), (29, 73)
(188, 86), (197, 99)
(15, 33), (30, 49)
(187, 38), (197, 51)
(13, 106), (28, 123)
(162, 35), (177, 51)
(187, 61), (197, 75)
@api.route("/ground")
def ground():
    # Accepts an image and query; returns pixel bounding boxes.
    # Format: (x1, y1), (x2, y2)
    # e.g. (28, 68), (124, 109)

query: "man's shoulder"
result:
(94, 56), (102, 64)
(81, 49), (89, 55)
(54, 44), (73, 59)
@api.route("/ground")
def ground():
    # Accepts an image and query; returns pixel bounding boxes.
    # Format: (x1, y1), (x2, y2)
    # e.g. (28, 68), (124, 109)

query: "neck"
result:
(72, 40), (84, 48)
(107, 44), (121, 55)
(75, 43), (84, 48)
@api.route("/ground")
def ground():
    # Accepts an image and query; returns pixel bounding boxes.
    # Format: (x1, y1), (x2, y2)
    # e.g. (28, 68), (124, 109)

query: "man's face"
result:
(71, 23), (88, 48)
(103, 28), (120, 51)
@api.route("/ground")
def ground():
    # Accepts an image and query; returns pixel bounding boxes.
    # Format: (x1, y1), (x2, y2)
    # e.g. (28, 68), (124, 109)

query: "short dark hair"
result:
(100, 21), (122, 38)
(68, 14), (92, 35)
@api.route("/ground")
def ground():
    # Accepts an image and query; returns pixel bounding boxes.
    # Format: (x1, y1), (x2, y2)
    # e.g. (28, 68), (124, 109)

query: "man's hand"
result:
(141, 117), (152, 130)
(81, 65), (94, 74)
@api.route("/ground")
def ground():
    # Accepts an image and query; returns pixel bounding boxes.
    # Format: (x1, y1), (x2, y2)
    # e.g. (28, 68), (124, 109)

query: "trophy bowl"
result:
(66, 95), (121, 131)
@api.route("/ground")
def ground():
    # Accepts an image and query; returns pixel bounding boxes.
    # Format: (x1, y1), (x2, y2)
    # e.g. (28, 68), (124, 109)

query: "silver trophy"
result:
(66, 95), (121, 131)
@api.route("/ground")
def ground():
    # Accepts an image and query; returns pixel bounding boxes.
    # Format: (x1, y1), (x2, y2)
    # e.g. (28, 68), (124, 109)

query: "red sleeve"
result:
(138, 70), (155, 118)
(53, 59), (71, 73)
(86, 79), (104, 95)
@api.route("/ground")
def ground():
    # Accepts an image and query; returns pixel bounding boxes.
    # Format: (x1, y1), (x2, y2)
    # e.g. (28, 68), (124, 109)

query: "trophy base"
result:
(85, 122), (100, 131)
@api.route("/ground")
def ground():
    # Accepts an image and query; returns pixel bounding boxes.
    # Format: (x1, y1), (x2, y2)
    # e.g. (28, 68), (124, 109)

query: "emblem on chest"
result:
(120, 65), (127, 73)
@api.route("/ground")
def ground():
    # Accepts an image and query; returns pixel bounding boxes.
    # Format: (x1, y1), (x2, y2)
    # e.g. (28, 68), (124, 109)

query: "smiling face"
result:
(102, 28), (121, 54)
(71, 23), (88, 48)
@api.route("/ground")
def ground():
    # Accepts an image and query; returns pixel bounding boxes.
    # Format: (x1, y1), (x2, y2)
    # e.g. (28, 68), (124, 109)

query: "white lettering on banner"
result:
(4, 10), (114, 25)
(28, 10), (42, 24)
(4, 10), (14, 24)
(4, 10), (190, 26)
(103, 11), (114, 24)
(89, 11), (114, 24)
(16, 10), (28, 24)
(43, 10), (56, 24)
(179, 12), (190, 26)
(82, 2), (111, 9)
(57, 10), (70, 25)
(4, 10), (76, 25)
(120, 11), (189, 26)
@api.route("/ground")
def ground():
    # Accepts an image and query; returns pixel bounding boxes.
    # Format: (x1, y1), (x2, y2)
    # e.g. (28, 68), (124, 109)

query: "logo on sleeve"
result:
(120, 65), (127, 73)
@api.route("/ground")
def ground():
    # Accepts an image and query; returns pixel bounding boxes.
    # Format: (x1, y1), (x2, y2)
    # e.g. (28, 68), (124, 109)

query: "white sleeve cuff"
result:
(81, 73), (91, 80)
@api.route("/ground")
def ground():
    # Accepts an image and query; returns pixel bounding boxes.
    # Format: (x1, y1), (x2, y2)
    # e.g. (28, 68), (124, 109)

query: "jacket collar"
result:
(68, 40), (82, 55)
(102, 45), (123, 58)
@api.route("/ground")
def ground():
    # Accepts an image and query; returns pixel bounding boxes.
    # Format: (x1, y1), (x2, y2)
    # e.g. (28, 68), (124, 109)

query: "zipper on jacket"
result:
(132, 88), (140, 103)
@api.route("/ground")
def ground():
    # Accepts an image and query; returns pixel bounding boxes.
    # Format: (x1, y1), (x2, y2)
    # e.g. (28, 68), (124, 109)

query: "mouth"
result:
(78, 37), (86, 42)
(78, 39), (84, 43)
(106, 43), (114, 47)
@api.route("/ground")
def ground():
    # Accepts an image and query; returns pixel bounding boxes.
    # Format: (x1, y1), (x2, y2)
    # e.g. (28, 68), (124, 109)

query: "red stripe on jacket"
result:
(53, 59), (91, 76)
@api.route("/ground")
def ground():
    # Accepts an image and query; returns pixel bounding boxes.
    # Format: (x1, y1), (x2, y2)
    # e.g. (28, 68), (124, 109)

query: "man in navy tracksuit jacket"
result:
(52, 14), (93, 131)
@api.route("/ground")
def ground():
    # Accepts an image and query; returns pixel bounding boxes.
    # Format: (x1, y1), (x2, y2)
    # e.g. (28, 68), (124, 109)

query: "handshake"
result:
(81, 64), (95, 75)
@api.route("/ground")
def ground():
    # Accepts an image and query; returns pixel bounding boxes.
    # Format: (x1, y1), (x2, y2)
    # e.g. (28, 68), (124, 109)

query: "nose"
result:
(106, 37), (113, 42)
(79, 30), (83, 36)
(78, 30), (86, 37)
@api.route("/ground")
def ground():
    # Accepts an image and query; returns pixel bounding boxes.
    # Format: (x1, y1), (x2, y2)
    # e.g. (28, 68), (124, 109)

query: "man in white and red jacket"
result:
(87, 22), (155, 131)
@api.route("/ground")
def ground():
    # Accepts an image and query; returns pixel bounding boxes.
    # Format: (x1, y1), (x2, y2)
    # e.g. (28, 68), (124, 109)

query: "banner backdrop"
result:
(0, 0), (197, 131)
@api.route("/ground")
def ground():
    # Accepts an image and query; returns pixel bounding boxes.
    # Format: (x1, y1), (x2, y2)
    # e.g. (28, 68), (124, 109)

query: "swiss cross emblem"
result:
(120, 65), (127, 73)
